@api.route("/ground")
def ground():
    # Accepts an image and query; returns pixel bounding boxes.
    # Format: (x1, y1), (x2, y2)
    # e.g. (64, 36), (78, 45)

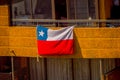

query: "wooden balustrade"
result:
(0, 26), (120, 58)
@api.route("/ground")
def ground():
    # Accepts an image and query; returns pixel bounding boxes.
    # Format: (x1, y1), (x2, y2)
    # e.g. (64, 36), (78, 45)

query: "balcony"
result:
(0, 19), (120, 58)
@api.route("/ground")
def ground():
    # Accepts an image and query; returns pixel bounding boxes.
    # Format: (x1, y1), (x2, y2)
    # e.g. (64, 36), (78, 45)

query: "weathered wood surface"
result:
(29, 58), (116, 80)
(0, 26), (120, 58)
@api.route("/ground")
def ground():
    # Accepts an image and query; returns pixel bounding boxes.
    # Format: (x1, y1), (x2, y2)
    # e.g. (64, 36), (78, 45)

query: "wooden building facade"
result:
(0, 0), (120, 80)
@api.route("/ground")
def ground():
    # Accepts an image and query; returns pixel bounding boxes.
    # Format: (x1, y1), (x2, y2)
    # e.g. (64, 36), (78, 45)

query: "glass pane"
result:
(33, 0), (52, 19)
(12, 0), (31, 19)
(12, 0), (32, 25)
(76, 0), (89, 19)
(11, 0), (52, 26)
(31, 0), (52, 26)
(88, 0), (96, 19)
(69, 0), (75, 19)
(69, 0), (96, 19)
(68, 0), (97, 27)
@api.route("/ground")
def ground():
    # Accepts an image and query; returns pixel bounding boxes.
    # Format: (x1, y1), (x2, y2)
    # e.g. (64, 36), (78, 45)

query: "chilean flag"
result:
(37, 25), (74, 55)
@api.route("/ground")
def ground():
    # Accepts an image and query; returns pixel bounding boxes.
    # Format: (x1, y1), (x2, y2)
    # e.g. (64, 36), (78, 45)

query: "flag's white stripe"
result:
(47, 26), (74, 40)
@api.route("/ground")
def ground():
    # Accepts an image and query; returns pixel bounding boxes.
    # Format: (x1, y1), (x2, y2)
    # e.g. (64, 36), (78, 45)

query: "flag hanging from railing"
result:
(37, 25), (74, 55)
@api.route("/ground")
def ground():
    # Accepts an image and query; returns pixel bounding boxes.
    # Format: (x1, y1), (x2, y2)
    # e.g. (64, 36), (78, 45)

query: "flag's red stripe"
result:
(37, 40), (73, 55)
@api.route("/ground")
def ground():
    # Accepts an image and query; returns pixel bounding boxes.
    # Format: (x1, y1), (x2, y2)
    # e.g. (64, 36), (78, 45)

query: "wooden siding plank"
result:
(0, 27), (9, 56)
(29, 58), (46, 80)
(9, 27), (36, 37)
(90, 59), (100, 80)
(0, 47), (9, 56)
(46, 58), (73, 80)
(9, 47), (37, 57)
(0, 37), (9, 46)
(9, 37), (37, 47)
(0, 5), (9, 26)
(9, 37), (120, 49)
(0, 16), (9, 26)
(0, 6), (9, 16)
(0, 27), (9, 36)
(73, 59), (90, 80)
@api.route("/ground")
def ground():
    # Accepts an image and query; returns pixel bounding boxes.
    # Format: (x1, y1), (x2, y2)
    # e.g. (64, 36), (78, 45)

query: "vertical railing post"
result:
(11, 57), (14, 80)
(100, 59), (104, 80)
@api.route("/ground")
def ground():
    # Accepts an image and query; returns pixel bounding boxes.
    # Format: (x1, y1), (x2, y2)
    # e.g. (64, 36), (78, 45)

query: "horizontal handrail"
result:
(12, 19), (120, 27)
(12, 19), (120, 23)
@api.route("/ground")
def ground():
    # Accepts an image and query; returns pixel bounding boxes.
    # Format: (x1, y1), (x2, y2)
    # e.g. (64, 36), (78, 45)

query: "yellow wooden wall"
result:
(0, 27), (120, 58)
(0, 5), (9, 26)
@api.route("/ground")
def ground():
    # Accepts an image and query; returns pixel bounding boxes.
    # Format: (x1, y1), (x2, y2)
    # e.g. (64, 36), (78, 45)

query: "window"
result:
(12, 0), (52, 19)
(11, 0), (98, 26)
(69, 0), (97, 19)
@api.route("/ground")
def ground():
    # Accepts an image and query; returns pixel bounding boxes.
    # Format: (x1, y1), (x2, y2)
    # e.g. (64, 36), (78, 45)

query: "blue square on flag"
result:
(37, 26), (48, 40)
(37, 25), (74, 55)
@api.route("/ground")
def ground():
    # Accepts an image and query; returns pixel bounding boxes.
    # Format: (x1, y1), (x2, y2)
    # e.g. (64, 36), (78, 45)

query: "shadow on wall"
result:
(105, 67), (120, 80)
(74, 31), (83, 58)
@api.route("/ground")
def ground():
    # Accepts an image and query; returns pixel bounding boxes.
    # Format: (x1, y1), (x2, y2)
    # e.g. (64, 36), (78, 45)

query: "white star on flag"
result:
(39, 30), (44, 37)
